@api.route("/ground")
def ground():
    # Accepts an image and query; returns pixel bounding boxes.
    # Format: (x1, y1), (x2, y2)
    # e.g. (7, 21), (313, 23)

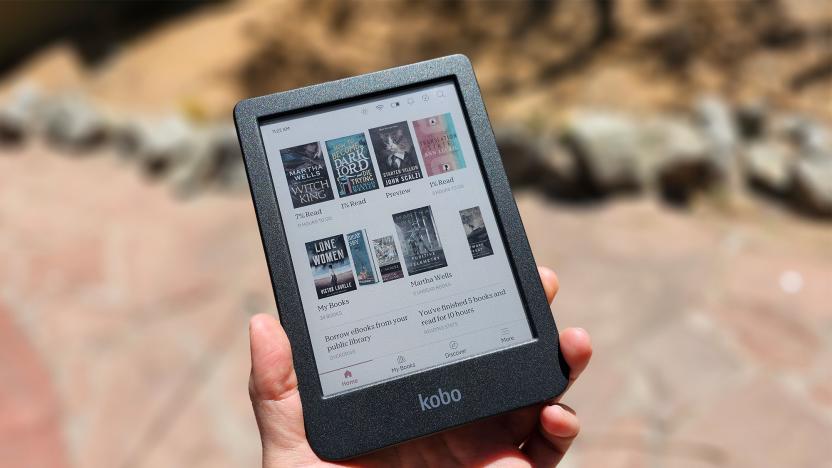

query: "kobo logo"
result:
(418, 388), (462, 411)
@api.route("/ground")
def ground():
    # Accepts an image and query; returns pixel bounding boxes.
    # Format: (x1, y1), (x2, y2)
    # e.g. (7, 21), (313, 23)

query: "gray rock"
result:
(210, 125), (246, 190)
(744, 140), (795, 194)
(792, 157), (832, 217)
(694, 95), (741, 189)
(40, 94), (109, 149)
(778, 116), (830, 158)
(0, 84), (40, 145)
(562, 111), (642, 193)
(494, 125), (546, 185)
(169, 124), (245, 197)
(128, 116), (193, 175)
(694, 95), (738, 152)
(640, 117), (718, 203)
(736, 101), (767, 140)
(495, 125), (581, 196)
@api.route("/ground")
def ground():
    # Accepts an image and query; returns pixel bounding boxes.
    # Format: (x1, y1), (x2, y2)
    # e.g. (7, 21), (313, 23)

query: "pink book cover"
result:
(412, 113), (466, 176)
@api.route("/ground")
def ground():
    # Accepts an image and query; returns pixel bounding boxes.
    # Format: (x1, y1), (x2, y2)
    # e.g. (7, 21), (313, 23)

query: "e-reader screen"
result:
(259, 80), (534, 397)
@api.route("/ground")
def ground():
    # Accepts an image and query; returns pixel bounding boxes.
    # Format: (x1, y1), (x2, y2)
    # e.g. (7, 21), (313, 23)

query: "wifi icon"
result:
(375, 104), (384, 111)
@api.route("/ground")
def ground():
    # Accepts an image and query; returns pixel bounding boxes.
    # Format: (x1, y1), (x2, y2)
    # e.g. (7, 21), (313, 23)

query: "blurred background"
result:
(1, 1), (830, 467)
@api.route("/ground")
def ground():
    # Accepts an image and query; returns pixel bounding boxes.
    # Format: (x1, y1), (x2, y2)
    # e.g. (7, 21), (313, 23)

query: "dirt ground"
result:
(2, 143), (830, 468)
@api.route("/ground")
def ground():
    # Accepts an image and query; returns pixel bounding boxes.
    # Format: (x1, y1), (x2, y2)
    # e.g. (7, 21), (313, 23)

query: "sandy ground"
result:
(1, 144), (830, 468)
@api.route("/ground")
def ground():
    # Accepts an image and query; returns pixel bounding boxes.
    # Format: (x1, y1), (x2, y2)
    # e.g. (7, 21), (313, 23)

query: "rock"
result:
(0, 84), (40, 145)
(210, 125), (246, 190)
(495, 125), (582, 197)
(694, 95), (738, 152)
(562, 111), (642, 194)
(128, 116), (193, 176)
(792, 157), (832, 217)
(538, 138), (583, 197)
(778, 116), (831, 157)
(40, 94), (110, 150)
(736, 101), (767, 140)
(744, 140), (795, 194)
(640, 117), (718, 204)
(694, 95), (741, 189)
(494, 125), (546, 185)
(0, 104), (25, 145)
(169, 124), (245, 197)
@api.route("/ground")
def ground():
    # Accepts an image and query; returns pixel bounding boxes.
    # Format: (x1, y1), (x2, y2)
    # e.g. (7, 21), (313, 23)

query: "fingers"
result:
(522, 403), (580, 466)
(559, 328), (592, 383)
(249, 314), (317, 465)
(537, 266), (560, 304)
(249, 313), (298, 402)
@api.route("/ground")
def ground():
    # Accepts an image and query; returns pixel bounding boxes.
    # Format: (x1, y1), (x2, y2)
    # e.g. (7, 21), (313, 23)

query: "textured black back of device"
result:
(233, 54), (569, 460)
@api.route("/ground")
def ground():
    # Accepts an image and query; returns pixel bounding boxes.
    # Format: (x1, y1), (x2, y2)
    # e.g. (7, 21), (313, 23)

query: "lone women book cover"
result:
(305, 234), (357, 299)
(459, 206), (494, 259)
(347, 229), (379, 286)
(369, 121), (423, 187)
(279, 142), (335, 208)
(325, 133), (379, 197)
(371, 235), (404, 282)
(412, 113), (466, 176)
(392, 205), (448, 275)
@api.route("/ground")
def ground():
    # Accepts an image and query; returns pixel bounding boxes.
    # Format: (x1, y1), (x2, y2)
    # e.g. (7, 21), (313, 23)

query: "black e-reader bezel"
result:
(233, 54), (569, 461)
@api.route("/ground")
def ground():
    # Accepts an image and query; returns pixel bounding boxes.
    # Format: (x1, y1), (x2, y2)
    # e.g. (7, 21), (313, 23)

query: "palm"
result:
(250, 267), (591, 467)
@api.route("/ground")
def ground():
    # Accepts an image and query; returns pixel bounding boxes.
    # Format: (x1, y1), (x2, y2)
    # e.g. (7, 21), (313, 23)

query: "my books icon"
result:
(344, 370), (353, 379)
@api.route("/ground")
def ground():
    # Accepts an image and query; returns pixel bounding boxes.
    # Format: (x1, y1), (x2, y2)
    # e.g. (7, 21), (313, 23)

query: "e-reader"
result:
(233, 54), (569, 460)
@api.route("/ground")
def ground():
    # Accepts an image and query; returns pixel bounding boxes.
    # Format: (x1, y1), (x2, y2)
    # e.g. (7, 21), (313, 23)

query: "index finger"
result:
(538, 266), (560, 304)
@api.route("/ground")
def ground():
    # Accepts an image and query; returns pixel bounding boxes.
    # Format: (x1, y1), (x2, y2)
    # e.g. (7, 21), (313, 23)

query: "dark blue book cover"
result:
(325, 133), (379, 197)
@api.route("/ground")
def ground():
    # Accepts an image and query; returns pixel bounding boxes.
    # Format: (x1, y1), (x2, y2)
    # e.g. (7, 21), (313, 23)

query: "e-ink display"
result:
(260, 81), (534, 396)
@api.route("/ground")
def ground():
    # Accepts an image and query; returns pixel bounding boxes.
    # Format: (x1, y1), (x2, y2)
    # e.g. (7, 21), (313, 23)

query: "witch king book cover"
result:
(279, 142), (335, 208)
(369, 121), (423, 187)
(412, 113), (466, 176)
(459, 206), (494, 259)
(305, 234), (357, 299)
(392, 205), (448, 275)
(325, 133), (379, 197)
(346, 229), (379, 286)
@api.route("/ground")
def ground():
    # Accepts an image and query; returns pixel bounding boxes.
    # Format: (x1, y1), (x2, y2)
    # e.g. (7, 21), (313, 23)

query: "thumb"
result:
(249, 313), (317, 464)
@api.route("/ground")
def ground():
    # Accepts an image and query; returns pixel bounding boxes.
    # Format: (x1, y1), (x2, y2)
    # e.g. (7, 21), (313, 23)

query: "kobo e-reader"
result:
(233, 54), (569, 460)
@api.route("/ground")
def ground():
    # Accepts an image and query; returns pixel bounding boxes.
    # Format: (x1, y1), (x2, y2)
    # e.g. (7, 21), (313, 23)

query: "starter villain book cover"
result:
(325, 133), (379, 197)
(306, 234), (357, 299)
(279, 142), (335, 208)
(393, 206), (448, 275)
(369, 121), (423, 187)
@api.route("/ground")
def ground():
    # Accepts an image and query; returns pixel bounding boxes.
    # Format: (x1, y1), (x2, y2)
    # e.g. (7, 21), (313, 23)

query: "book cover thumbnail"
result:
(393, 206), (448, 275)
(412, 113), (466, 176)
(459, 206), (494, 259)
(305, 234), (357, 299)
(371, 236), (404, 282)
(369, 121), (423, 187)
(279, 142), (335, 208)
(346, 229), (378, 286)
(325, 133), (379, 197)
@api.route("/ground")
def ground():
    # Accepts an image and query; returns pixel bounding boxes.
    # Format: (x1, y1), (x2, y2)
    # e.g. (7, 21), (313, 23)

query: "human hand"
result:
(249, 266), (592, 467)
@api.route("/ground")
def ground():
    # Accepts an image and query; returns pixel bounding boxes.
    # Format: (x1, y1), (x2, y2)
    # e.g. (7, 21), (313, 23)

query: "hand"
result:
(249, 266), (592, 467)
